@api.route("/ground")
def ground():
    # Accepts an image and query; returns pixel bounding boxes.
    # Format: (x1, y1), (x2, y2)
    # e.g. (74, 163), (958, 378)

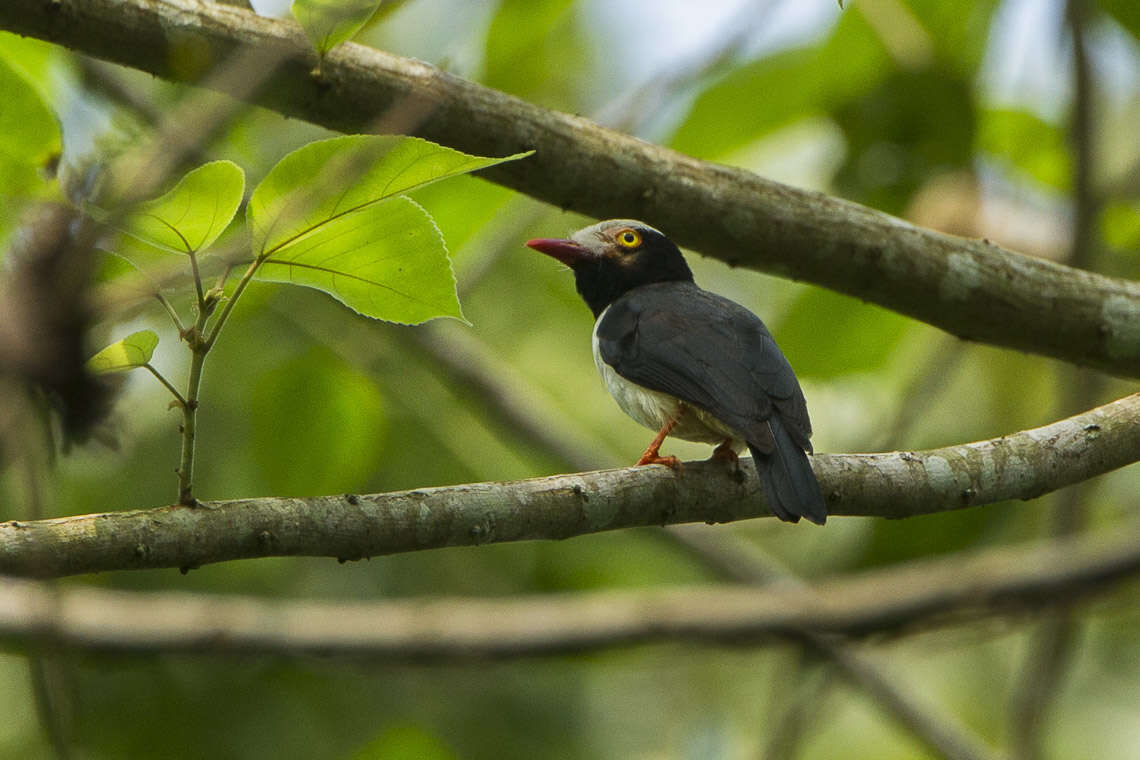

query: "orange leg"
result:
(636, 412), (683, 470)
(710, 439), (739, 464)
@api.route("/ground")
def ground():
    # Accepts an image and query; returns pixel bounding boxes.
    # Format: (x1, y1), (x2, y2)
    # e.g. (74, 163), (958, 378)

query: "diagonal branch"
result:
(3, 0), (1140, 375)
(2, 392), (1139, 579)
(1, 522), (1138, 658)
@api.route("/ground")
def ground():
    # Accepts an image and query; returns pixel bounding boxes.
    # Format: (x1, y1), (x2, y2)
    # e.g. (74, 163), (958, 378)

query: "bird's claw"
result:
(709, 441), (739, 465)
(636, 453), (682, 470)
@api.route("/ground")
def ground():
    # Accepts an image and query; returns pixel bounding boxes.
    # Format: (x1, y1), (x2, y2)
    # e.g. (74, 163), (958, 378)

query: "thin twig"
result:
(142, 364), (187, 407)
(154, 292), (186, 334)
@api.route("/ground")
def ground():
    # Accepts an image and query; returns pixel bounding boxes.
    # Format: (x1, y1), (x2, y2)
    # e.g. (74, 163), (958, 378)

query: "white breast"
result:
(591, 308), (743, 448)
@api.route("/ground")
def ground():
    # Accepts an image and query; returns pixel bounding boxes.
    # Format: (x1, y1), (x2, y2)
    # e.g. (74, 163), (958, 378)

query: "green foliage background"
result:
(3, 0), (1140, 758)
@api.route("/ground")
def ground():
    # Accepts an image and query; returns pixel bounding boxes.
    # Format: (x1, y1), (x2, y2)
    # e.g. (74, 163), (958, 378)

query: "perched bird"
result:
(527, 219), (826, 524)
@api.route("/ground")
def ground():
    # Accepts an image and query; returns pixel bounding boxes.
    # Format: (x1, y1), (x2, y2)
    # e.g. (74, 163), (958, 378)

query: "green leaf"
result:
(246, 135), (530, 323)
(248, 135), (531, 257)
(254, 195), (464, 323)
(86, 330), (159, 373)
(292, 0), (383, 56)
(117, 161), (245, 260)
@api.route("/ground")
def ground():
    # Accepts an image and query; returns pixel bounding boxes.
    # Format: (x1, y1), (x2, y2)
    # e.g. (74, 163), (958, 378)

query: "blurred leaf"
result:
(1099, 0), (1140, 39)
(0, 56), (61, 250)
(255, 195), (465, 323)
(0, 57), (60, 165)
(905, 0), (1001, 76)
(671, 11), (891, 158)
(977, 108), (1069, 191)
(86, 330), (159, 373)
(483, 0), (588, 107)
(776, 288), (911, 377)
(292, 0), (383, 56)
(247, 135), (531, 257)
(251, 349), (386, 496)
(1103, 201), (1140, 251)
(352, 723), (458, 760)
(0, 31), (60, 99)
(112, 161), (245, 264)
(832, 67), (976, 213)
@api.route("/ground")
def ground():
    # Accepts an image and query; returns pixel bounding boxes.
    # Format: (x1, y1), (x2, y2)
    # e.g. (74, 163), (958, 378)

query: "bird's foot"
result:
(709, 440), (739, 465)
(636, 452), (682, 470)
(636, 416), (682, 470)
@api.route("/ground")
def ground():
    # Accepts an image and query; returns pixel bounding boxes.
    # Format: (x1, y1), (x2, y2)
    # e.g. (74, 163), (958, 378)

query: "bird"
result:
(527, 219), (826, 525)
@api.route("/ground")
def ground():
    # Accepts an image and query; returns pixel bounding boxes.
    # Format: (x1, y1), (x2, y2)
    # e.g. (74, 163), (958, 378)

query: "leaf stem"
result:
(188, 250), (206, 307)
(155, 293), (185, 333)
(176, 257), (262, 505)
(203, 257), (262, 351)
(176, 329), (207, 506)
(143, 363), (187, 407)
(214, 262), (235, 292)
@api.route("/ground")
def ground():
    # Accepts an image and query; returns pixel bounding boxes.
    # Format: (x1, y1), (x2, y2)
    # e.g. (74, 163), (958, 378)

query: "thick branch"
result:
(1, 525), (1138, 658)
(2, 393), (1139, 578)
(3, 0), (1140, 375)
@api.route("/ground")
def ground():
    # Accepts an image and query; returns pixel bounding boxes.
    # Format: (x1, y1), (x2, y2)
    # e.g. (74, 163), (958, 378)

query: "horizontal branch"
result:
(4, 0), (1140, 375)
(1, 524), (1138, 658)
(2, 393), (1139, 578)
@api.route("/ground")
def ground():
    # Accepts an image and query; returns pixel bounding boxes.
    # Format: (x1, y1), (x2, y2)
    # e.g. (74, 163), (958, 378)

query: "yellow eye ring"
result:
(616, 229), (642, 249)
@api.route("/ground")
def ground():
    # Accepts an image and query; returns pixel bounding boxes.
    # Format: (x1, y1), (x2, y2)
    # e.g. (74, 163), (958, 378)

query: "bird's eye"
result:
(616, 229), (642, 249)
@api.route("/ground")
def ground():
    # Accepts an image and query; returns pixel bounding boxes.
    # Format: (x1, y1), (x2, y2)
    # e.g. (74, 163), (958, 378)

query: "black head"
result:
(527, 219), (694, 317)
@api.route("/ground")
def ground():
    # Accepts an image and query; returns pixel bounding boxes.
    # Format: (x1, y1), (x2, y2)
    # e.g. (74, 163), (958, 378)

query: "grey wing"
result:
(596, 283), (813, 453)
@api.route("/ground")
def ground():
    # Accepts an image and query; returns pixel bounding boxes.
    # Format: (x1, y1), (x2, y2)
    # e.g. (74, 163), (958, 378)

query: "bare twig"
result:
(0, 523), (1138, 657)
(1, 392), (1139, 578)
(4, 0), (1140, 375)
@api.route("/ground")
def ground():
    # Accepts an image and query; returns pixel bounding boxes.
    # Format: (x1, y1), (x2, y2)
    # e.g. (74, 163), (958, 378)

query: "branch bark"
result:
(3, 0), (1140, 375)
(1, 523), (1138, 658)
(2, 393), (1139, 578)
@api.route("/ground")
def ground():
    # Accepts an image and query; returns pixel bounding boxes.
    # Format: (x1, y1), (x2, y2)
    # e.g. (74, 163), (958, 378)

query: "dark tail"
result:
(748, 418), (827, 525)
